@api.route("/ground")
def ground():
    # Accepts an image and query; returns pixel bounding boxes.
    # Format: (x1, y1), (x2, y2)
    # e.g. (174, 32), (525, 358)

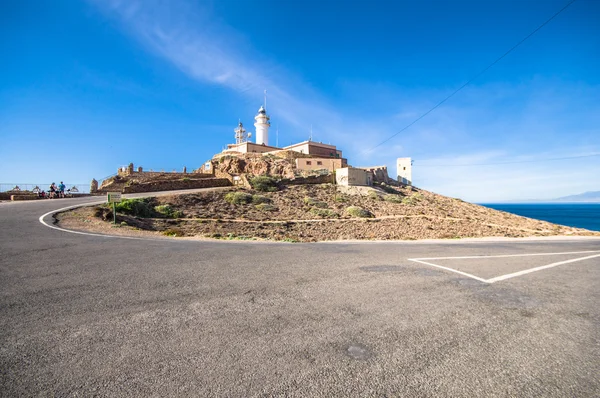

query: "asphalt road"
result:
(1, 194), (599, 397)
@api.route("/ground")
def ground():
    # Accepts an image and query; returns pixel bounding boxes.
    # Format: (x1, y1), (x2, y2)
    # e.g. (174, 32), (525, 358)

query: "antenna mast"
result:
(234, 120), (250, 144)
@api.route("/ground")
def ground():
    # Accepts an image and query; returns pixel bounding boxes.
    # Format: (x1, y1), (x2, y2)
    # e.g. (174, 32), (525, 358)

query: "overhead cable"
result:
(367, 0), (578, 152)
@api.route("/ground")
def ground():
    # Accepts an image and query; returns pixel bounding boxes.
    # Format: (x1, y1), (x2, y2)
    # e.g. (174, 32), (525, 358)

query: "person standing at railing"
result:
(49, 183), (56, 198)
(58, 181), (66, 198)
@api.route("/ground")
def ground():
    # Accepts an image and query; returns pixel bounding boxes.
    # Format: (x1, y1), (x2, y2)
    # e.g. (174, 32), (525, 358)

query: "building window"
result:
(403, 167), (406, 170)
(306, 161), (312, 165)
(317, 161), (322, 165)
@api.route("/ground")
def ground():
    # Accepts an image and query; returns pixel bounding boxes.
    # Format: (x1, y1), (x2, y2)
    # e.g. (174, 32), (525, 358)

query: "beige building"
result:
(221, 142), (281, 155)
(335, 167), (372, 186)
(283, 141), (344, 159)
(296, 158), (344, 172)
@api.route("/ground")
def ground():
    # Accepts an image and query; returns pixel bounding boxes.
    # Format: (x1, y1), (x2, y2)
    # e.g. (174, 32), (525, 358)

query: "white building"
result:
(397, 157), (412, 185)
(336, 167), (372, 186)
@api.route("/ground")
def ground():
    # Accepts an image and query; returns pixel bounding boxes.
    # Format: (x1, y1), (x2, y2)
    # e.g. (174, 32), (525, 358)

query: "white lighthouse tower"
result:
(254, 105), (270, 145)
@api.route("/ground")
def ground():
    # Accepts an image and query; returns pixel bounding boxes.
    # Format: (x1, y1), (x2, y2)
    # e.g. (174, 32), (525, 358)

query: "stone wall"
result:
(358, 166), (390, 183)
(10, 194), (39, 201)
(122, 178), (231, 194)
(117, 170), (213, 179)
(116, 162), (213, 179)
(1, 190), (36, 200)
(280, 174), (334, 186)
(0, 192), (14, 200)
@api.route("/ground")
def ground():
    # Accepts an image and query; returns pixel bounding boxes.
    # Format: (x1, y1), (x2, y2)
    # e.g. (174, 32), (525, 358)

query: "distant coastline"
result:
(504, 190), (600, 203)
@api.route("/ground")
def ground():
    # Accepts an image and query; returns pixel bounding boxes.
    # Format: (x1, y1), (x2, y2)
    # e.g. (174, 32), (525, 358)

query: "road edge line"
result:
(38, 201), (163, 241)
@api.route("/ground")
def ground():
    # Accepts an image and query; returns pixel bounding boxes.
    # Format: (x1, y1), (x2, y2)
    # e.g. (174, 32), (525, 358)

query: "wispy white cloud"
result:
(92, 0), (347, 140)
(91, 0), (600, 202)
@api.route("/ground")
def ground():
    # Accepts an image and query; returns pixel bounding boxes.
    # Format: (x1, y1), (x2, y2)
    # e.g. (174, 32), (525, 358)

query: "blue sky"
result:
(1, 0), (598, 202)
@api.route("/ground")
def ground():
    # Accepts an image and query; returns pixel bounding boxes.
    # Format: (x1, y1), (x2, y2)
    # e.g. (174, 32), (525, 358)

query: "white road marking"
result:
(485, 253), (600, 283)
(408, 259), (489, 283)
(409, 250), (600, 284)
(413, 250), (600, 261)
(37, 188), (233, 240)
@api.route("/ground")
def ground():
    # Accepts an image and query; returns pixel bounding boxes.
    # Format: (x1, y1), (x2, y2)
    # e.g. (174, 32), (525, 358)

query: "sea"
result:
(479, 203), (600, 232)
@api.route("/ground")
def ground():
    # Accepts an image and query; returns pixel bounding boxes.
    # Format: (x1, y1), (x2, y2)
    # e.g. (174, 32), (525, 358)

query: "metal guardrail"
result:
(98, 172), (118, 183)
(0, 183), (90, 194)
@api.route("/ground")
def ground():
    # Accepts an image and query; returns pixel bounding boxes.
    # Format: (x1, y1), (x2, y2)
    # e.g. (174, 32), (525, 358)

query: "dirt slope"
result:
(57, 184), (598, 242)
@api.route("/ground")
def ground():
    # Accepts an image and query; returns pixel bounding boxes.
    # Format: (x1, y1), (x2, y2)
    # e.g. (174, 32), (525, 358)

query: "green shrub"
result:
(310, 208), (339, 218)
(346, 206), (374, 218)
(255, 203), (277, 212)
(334, 195), (348, 202)
(368, 191), (382, 201)
(250, 176), (279, 192)
(182, 177), (190, 182)
(251, 195), (271, 204)
(402, 193), (423, 205)
(224, 192), (253, 204)
(383, 194), (402, 203)
(154, 204), (184, 218)
(114, 198), (154, 217)
(304, 197), (328, 208)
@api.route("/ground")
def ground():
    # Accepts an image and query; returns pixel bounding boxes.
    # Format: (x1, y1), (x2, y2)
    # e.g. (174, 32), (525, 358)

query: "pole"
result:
(332, 159), (336, 201)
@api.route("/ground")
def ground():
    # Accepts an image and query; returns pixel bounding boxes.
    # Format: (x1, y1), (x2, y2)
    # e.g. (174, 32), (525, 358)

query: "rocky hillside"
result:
(100, 152), (333, 194)
(212, 153), (298, 180)
(57, 183), (599, 242)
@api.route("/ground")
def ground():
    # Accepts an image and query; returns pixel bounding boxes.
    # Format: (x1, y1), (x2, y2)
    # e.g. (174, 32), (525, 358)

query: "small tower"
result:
(254, 105), (270, 145)
(397, 157), (412, 186)
(234, 121), (251, 144)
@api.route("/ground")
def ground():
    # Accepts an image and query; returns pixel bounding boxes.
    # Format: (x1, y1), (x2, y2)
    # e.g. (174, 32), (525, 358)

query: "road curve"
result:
(1, 194), (599, 396)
